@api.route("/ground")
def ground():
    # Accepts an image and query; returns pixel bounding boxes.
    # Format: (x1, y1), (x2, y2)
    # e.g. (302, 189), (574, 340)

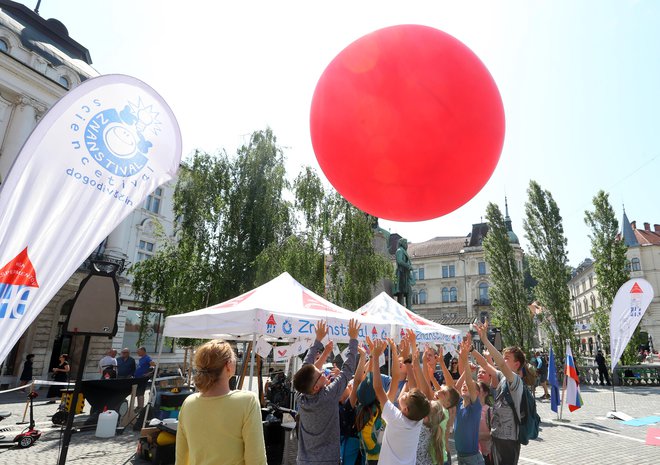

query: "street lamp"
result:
(458, 249), (469, 319)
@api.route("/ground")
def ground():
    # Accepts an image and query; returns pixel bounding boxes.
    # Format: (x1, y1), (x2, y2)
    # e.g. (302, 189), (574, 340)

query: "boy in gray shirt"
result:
(293, 319), (360, 465)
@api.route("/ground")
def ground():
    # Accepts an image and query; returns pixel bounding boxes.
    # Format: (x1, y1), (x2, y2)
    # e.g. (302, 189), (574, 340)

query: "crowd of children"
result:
(293, 319), (532, 465)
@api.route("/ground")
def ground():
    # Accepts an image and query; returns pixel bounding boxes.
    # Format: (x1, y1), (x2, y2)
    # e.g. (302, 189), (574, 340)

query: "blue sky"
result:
(35, 0), (660, 266)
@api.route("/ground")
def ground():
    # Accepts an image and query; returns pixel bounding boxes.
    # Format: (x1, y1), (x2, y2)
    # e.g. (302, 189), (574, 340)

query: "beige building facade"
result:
(405, 204), (524, 334)
(568, 214), (660, 357)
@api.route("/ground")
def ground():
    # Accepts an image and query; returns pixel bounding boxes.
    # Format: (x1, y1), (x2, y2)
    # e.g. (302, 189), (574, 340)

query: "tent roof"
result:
(162, 272), (385, 341)
(357, 292), (462, 344)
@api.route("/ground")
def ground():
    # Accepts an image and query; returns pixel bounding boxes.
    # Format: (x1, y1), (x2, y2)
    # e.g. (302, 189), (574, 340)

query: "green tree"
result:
(326, 192), (392, 309)
(483, 202), (535, 350)
(523, 180), (576, 364)
(131, 129), (292, 329)
(584, 191), (642, 364)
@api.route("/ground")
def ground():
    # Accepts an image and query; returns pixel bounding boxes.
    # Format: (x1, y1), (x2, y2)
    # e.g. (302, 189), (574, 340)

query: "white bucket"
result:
(95, 409), (119, 438)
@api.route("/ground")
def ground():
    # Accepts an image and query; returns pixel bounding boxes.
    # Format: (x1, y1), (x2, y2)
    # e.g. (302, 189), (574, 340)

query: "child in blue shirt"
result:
(454, 335), (484, 465)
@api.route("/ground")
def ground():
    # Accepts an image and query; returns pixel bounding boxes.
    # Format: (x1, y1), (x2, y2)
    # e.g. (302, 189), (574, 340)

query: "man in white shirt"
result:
(99, 349), (117, 378)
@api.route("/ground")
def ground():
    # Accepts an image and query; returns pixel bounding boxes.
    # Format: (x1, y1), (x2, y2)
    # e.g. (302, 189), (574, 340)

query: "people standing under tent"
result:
(176, 339), (266, 465)
(293, 319), (360, 465)
(46, 354), (70, 403)
(116, 348), (136, 379)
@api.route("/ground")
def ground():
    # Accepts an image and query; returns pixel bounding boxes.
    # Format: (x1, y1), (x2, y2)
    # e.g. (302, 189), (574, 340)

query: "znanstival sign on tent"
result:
(162, 272), (390, 342)
(0, 75), (182, 364)
(357, 292), (462, 345)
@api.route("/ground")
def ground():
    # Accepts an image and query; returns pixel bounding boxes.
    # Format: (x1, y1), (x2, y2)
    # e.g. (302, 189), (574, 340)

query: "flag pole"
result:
(610, 362), (617, 412)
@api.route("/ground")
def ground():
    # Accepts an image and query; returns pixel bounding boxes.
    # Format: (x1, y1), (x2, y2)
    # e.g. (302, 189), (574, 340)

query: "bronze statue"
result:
(393, 238), (415, 309)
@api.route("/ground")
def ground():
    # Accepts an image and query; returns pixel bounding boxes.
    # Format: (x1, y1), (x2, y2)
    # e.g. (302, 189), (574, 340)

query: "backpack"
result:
(503, 381), (540, 445)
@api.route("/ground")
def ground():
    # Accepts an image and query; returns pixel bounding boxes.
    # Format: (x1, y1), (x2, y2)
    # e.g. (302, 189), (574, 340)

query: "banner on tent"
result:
(0, 75), (181, 364)
(274, 344), (293, 361)
(261, 313), (390, 341)
(255, 337), (273, 358)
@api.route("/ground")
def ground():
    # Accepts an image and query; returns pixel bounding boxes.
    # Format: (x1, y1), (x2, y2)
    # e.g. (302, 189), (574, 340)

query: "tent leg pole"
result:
(249, 333), (257, 391)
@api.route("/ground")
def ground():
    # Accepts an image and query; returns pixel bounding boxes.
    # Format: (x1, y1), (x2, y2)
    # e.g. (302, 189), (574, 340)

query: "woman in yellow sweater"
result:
(175, 340), (267, 465)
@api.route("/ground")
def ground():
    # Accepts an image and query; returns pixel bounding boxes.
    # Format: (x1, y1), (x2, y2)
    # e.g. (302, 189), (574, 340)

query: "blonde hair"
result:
(424, 400), (446, 465)
(193, 339), (235, 393)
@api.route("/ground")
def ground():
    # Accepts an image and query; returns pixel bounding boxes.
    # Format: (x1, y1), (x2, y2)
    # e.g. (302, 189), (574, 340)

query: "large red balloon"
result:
(310, 25), (505, 222)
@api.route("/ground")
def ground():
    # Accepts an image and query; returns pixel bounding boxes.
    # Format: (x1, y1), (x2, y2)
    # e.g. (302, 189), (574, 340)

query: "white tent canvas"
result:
(162, 272), (390, 342)
(357, 292), (463, 345)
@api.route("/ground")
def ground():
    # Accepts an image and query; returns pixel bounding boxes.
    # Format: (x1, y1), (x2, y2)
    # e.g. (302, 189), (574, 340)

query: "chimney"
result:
(655, 224), (660, 233)
(631, 221), (636, 230)
(644, 222), (651, 231)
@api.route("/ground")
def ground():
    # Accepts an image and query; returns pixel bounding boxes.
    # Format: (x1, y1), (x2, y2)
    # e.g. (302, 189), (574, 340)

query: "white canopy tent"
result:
(162, 272), (390, 342)
(356, 292), (463, 346)
(155, 272), (390, 393)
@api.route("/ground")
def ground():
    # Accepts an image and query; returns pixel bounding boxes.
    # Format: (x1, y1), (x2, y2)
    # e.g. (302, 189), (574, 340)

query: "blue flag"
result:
(548, 347), (561, 413)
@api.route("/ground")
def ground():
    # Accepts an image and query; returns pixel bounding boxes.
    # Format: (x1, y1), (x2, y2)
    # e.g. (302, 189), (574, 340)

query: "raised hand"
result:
(387, 338), (398, 358)
(324, 340), (334, 354)
(405, 328), (418, 348)
(365, 336), (374, 355)
(474, 321), (488, 341)
(423, 347), (435, 367)
(315, 320), (328, 342)
(399, 338), (411, 359)
(348, 319), (361, 340)
(372, 339), (386, 357)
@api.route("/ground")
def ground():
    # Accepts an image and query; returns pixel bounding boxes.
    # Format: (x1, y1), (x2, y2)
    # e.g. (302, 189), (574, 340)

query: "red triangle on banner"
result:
(0, 247), (39, 288)
(266, 314), (277, 325)
(630, 282), (644, 294)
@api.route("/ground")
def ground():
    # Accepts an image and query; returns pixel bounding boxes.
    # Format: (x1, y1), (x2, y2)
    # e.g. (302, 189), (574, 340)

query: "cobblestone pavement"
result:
(0, 385), (658, 464)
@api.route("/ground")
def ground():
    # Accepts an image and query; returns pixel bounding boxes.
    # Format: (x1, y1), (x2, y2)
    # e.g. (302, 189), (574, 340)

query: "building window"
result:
(419, 289), (427, 304)
(122, 308), (164, 353)
(576, 301), (582, 314)
(412, 291), (419, 305)
(449, 287), (457, 302)
(442, 287), (449, 303)
(588, 276), (593, 289)
(631, 257), (641, 272)
(478, 261), (486, 275)
(442, 265), (455, 278)
(137, 240), (155, 262)
(418, 267), (425, 280)
(59, 76), (70, 89)
(0, 38), (8, 52)
(144, 187), (163, 214)
(590, 295), (596, 311)
(478, 283), (489, 304)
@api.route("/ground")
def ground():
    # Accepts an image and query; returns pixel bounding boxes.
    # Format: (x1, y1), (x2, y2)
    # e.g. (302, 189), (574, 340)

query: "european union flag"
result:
(548, 347), (561, 413)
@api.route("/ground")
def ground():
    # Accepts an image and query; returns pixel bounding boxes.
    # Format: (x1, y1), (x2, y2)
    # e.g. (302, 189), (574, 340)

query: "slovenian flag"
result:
(565, 342), (583, 412)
